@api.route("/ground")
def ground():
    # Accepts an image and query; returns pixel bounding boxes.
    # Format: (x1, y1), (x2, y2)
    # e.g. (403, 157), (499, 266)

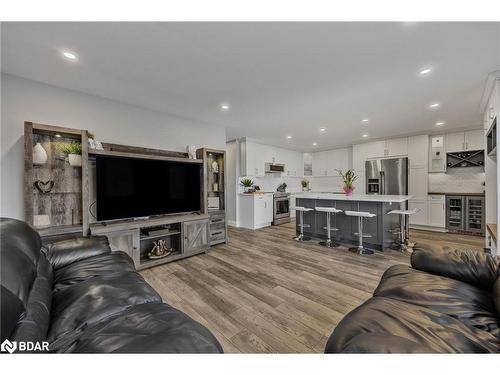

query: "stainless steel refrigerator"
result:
(365, 157), (408, 195)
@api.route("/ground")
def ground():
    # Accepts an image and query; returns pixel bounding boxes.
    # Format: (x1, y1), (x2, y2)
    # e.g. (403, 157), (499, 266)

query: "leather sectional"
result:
(325, 246), (500, 353)
(0, 218), (223, 353)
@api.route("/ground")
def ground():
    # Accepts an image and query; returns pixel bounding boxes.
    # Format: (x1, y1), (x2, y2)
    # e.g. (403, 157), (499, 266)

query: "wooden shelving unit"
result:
(197, 148), (228, 245)
(24, 122), (89, 237)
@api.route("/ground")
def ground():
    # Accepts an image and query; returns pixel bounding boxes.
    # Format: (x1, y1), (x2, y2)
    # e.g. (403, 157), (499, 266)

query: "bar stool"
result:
(388, 208), (419, 252)
(315, 206), (343, 248)
(345, 210), (377, 255)
(292, 206), (314, 241)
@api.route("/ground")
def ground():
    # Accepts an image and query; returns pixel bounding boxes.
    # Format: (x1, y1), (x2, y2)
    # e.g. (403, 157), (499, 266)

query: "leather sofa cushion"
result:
(411, 247), (499, 291)
(325, 297), (500, 353)
(54, 303), (223, 353)
(48, 271), (161, 342)
(11, 255), (53, 344)
(43, 236), (111, 270)
(0, 218), (44, 340)
(374, 265), (500, 337)
(338, 332), (436, 353)
(53, 251), (136, 293)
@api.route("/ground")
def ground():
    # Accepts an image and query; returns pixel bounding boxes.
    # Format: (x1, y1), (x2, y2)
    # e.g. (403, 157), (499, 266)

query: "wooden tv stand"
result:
(90, 213), (210, 270)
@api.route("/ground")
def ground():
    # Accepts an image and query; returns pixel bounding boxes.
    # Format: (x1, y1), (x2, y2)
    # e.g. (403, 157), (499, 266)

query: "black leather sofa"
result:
(325, 246), (500, 353)
(0, 218), (223, 353)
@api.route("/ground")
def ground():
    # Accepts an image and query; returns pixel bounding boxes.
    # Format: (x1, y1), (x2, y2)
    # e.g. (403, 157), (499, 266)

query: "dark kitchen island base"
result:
(295, 196), (406, 251)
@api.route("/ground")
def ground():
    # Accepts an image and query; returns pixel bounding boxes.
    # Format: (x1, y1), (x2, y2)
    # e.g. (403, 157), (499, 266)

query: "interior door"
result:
(183, 219), (209, 255)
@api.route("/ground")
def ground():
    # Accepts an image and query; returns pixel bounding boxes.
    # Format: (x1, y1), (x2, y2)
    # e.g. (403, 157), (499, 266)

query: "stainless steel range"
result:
(273, 192), (291, 225)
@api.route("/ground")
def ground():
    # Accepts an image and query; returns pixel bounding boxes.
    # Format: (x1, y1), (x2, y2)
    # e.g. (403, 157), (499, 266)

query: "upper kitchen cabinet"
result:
(240, 139), (267, 177)
(312, 151), (329, 177)
(239, 138), (303, 178)
(429, 135), (446, 173)
(384, 137), (408, 157)
(446, 130), (484, 153)
(327, 148), (351, 175)
(408, 135), (429, 168)
(312, 148), (351, 177)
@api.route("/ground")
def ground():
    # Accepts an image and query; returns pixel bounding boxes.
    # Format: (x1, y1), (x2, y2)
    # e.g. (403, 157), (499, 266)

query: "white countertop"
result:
(294, 192), (412, 203)
(239, 192), (274, 196)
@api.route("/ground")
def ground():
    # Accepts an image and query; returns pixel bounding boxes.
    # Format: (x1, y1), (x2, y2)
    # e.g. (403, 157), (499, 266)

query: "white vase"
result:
(33, 142), (48, 165)
(68, 154), (82, 167)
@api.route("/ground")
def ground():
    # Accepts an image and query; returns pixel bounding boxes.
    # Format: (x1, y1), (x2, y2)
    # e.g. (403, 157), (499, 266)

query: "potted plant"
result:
(337, 169), (357, 196)
(59, 141), (82, 167)
(240, 178), (254, 193)
(301, 179), (310, 191)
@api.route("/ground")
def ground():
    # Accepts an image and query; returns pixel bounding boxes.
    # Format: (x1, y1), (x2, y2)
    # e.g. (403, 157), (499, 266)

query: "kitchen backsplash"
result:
(249, 175), (344, 193)
(428, 167), (485, 194)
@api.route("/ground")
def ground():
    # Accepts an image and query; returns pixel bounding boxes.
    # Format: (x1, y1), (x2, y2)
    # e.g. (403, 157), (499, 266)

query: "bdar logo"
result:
(1, 339), (17, 354)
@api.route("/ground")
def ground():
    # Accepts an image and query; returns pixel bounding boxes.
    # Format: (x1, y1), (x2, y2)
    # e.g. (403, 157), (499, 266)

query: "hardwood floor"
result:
(140, 221), (485, 353)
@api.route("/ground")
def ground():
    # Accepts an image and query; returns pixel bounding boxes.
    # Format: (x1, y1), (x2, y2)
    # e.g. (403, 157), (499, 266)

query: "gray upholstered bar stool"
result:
(293, 206), (314, 241)
(315, 206), (343, 248)
(345, 210), (377, 255)
(388, 208), (419, 251)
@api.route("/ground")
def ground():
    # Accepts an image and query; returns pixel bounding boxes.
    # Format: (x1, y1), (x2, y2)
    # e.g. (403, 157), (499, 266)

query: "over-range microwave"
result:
(265, 163), (285, 173)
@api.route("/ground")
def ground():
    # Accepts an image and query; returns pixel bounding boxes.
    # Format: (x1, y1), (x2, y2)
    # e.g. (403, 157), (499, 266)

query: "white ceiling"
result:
(2, 22), (500, 151)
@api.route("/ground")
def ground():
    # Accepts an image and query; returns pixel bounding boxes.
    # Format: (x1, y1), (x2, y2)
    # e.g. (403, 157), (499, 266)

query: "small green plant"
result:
(336, 169), (357, 188)
(59, 141), (82, 155)
(240, 178), (254, 188)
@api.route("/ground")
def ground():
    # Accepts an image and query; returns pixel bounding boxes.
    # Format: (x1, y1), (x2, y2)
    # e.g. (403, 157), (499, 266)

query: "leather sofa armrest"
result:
(411, 247), (499, 291)
(43, 236), (111, 270)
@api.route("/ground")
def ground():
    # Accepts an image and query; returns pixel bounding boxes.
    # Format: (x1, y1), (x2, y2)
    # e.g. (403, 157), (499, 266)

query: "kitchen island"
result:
(294, 193), (412, 251)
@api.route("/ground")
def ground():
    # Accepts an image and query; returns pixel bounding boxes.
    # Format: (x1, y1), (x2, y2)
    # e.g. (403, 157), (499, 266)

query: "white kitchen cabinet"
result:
(303, 153), (313, 176)
(408, 166), (428, 200)
(240, 140), (267, 177)
(327, 148), (350, 176)
(408, 200), (428, 226)
(364, 141), (386, 159)
(408, 135), (429, 168)
(465, 129), (484, 151)
(429, 135), (446, 173)
(312, 151), (329, 177)
(446, 130), (484, 152)
(385, 137), (408, 157)
(446, 132), (467, 153)
(239, 193), (274, 229)
(428, 195), (446, 228)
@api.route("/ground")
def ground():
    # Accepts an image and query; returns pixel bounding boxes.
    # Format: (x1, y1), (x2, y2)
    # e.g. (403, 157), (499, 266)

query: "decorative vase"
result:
(33, 142), (48, 165)
(244, 186), (251, 193)
(68, 154), (82, 167)
(343, 185), (354, 196)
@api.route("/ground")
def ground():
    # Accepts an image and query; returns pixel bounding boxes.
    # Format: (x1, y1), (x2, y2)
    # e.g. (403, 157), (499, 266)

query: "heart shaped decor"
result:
(34, 180), (55, 193)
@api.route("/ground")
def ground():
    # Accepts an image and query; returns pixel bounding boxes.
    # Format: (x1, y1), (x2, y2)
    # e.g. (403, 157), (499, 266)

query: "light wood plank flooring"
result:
(140, 222), (484, 353)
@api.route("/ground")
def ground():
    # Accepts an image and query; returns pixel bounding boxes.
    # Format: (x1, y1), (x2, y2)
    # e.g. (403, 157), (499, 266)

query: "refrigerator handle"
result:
(380, 171), (385, 195)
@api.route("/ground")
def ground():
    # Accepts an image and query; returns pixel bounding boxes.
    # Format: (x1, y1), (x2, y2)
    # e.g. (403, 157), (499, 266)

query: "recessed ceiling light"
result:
(419, 68), (432, 75)
(62, 51), (77, 60)
(362, 134), (369, 138)
(55, 134), (62, 138)
(319, 127), (326, 132)
(435, 121), (445, 126)
(286, 135), (292, 139)
(429, 102), (440, 109)
(361, 119), (369, 123)
(312, 142), (318, 146)
(220, 103), (230, 112)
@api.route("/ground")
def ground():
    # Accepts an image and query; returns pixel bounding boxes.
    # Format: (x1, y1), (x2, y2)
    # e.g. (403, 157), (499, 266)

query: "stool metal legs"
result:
(349, 217), (374, 255)
(319, 212), (340, 248)
(293, 210), (311, 241)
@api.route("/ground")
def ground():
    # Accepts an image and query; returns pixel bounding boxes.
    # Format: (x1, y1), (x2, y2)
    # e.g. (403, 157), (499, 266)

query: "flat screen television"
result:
(96, 155), (202, 221)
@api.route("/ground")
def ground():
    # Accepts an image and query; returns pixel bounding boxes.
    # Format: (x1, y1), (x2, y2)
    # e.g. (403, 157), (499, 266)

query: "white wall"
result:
(0, 73), (226, 220)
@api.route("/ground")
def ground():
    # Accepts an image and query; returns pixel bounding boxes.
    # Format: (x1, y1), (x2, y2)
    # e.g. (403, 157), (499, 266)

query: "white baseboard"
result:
(227, 220), (239, 227)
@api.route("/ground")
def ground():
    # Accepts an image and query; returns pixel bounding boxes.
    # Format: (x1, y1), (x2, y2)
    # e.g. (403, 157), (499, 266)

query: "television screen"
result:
(96, 155), (202, 221)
